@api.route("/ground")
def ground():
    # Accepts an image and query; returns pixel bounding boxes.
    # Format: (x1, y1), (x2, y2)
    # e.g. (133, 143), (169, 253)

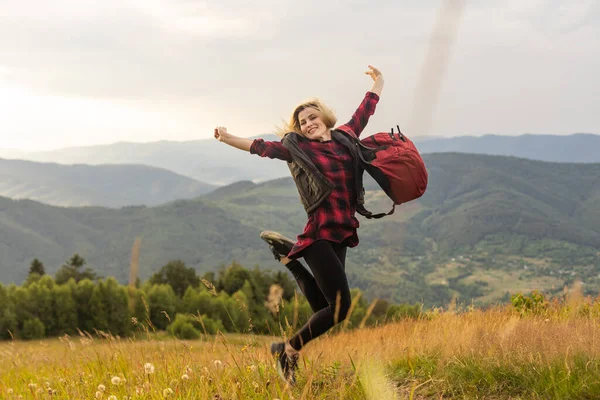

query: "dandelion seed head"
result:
(108, 396), (117, 400)
(27, 383), (37, 390)
(95, 391), (102, 399)
(144, 362), (155, 374)
(111, 376), (122, 385)
(163, 388), (174, 397)
(98, 384), (106, 392)
(213, 360), (222, 368)
(7, 388), (14, 394)
(181, 374), (190, 380)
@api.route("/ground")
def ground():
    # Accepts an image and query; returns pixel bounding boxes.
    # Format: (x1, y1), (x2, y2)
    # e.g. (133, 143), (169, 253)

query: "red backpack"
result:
(340, 125), (428, 219)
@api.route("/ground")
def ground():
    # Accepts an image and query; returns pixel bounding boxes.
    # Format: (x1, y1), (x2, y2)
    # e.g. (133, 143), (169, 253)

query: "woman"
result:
(214, 65), (383, 384)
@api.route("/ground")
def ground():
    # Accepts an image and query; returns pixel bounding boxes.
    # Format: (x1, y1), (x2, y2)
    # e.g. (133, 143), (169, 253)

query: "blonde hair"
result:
(275, 98), (337, 138)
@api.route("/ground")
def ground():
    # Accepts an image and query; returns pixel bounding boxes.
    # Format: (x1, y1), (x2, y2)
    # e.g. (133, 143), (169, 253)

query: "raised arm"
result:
(337, 66), (383, 137)
(214, 126), (292, 161)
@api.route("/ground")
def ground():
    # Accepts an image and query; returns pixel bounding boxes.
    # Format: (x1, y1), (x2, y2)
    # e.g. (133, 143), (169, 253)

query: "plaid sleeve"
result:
(338, 92), (379, 138)
(250, 139), (292, 162)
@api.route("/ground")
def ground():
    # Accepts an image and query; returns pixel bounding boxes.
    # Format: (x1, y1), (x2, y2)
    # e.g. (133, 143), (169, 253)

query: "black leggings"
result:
(284, 240), (351, 351)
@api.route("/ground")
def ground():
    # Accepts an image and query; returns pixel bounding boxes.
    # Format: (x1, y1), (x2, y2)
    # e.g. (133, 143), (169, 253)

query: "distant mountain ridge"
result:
(416, 133), (599, 163)
(0, 158), (216, 208)
(1, 153), (599, 306)
(3, 133), (598, 186)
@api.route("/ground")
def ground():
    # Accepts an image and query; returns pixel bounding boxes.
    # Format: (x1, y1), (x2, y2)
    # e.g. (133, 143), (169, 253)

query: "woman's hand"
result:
(365, 65), (383, 82)
(214, 126), (230, 143)
(213, 126), (253, 152)
(365, 65), (384, 97)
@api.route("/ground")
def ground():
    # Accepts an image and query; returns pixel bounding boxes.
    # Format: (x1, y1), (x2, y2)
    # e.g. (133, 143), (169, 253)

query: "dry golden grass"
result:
(3, 301), (600, 399)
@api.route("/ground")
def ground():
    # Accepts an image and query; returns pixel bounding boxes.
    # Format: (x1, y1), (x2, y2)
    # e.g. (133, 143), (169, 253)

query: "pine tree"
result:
(55, 254), (99, 285)
(28, 258), (45, 276)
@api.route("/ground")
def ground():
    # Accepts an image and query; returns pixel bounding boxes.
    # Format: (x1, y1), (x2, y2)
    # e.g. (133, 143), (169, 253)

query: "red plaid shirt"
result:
(250, 92), (380, 258)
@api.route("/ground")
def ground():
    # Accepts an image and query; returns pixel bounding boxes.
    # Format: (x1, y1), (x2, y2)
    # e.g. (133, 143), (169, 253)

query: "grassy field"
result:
(2, 296), (600, 400)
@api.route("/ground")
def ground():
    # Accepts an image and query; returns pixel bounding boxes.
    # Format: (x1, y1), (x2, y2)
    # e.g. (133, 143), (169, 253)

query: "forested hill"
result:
(1, 153), (599, 305)
(0, 158), (215, 207)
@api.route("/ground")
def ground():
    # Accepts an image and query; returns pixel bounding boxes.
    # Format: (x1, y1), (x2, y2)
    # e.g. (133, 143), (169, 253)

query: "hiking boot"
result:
(270, 342), (298, 385)
(260, 231), (294, 261)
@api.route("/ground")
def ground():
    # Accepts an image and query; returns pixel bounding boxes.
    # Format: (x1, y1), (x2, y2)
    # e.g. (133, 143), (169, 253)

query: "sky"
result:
(0, 0), (598, 152)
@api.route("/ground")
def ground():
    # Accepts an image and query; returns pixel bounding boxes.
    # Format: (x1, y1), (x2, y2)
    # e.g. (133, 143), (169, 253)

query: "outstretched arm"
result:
(214, 126), (292, 161)
(214, 126), (253, 152)
(337, 66), (383, 137)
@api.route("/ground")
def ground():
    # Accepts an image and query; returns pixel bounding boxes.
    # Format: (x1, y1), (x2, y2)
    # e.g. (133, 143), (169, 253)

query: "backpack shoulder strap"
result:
(356, 203), (395, 219)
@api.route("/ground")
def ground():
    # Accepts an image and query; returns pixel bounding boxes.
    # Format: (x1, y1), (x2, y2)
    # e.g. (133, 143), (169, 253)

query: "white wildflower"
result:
(111, 376), (122, 385)
(144, 362), (155, 374)
(98, 384), (106, 392)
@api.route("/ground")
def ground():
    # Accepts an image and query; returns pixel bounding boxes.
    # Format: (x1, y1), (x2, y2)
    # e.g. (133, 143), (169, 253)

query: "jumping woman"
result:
(214, 65), (383, 383)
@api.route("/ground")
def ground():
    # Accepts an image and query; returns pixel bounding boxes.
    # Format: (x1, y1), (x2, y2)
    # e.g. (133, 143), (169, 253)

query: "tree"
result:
(28, 258), (45, 276)
(219, 262), (251, 295)
(21, 318), (45, 340)
(0, 284), (17, 339)
(26, 280), (55, 335)
(52, 284), (78, 335)
(103, 278), (130, 336)
(149, 260), (199, 298)
(145, 284), (178, 330)
(55, 254), (98, 285)
(73, 279), (96, 333)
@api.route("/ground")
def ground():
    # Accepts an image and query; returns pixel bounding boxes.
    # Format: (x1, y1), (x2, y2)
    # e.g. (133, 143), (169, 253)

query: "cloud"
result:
(0, 0), (598, 150)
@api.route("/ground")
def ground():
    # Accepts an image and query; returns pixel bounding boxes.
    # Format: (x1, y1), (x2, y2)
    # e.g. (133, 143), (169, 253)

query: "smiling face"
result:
(297, 107), (330, 141)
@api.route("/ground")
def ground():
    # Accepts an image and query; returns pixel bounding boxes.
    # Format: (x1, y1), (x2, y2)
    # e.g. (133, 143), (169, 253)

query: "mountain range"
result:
(0, 158), (215, 208)
(3, 133), (598, 186)
(1, 152), (599, 306)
